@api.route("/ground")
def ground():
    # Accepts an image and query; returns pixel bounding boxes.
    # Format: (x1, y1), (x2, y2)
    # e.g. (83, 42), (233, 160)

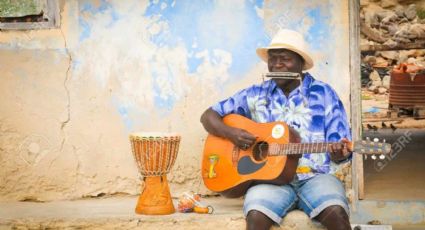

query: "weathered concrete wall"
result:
(0, 0), (351, 201)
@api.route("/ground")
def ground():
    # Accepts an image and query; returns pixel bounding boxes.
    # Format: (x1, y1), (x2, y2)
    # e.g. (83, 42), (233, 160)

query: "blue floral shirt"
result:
(211, 73), (351, 180)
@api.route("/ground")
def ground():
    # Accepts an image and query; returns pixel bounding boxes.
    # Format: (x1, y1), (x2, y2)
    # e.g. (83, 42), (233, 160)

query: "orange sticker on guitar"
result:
(272, 124), (285, 139)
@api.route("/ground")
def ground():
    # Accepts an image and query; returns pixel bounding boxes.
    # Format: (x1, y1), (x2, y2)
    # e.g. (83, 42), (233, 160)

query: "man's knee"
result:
(246, 210), (272, 223)
(318, 205), (348, 220)
(316, 205), (350, 230)
(246, 210), (274, 230)
(328, 205), (348, 218)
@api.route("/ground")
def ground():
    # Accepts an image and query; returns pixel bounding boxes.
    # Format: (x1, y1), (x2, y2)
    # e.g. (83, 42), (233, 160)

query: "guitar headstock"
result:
(353, 138), (392, 159)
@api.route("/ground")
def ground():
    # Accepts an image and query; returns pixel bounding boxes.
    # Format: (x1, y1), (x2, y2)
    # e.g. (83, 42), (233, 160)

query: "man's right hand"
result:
(200, 108), (256, 150)
(225, 127), (257, 150)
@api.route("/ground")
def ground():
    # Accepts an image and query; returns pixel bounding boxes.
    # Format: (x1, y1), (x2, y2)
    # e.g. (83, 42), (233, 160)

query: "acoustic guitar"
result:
(201, 114), (391, 198)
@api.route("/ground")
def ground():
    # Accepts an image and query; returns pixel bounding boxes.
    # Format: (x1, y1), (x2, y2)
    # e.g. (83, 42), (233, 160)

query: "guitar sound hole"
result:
(253, 141), (269, 161)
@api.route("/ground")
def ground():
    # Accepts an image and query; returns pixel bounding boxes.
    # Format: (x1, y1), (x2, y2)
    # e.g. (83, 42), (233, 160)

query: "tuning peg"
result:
(364, 155), (368, 160)
(371, 155), (377, 160)
(373, 138), (379, 143)
(366, 137), (370, 141)
(383, 139), (386, 143)
(379, 154), (385, 160)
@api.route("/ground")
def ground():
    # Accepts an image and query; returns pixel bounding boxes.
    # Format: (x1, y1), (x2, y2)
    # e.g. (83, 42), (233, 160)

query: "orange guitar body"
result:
(201, 114), (301, 198)
(201, 115), (392, 198)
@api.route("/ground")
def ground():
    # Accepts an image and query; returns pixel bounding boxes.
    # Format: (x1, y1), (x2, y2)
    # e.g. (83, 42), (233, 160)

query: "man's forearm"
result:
(200, 108), (231, 138)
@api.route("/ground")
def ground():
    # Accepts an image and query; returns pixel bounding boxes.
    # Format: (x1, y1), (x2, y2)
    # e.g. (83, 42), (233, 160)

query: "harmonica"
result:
(264, 72), (300, 79)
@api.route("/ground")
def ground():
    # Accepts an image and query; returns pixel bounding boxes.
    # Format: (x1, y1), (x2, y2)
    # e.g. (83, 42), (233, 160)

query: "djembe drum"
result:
(129, 132), (180, 215)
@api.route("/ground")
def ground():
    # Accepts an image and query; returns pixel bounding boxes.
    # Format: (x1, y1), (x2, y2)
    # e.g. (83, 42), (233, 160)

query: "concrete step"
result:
(0, 196), (325, 229)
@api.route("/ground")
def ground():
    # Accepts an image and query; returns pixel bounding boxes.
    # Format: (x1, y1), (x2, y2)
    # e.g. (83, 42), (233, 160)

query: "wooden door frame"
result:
(349, 0), (364, 208)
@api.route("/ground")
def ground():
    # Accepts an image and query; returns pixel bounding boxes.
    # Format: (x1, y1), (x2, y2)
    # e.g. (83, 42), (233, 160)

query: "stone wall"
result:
(360, 0), (425, 98)
(360, 0), (425, 49)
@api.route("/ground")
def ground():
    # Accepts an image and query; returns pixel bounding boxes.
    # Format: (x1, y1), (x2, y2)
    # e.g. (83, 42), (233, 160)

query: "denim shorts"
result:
(243, 174), (349, 224)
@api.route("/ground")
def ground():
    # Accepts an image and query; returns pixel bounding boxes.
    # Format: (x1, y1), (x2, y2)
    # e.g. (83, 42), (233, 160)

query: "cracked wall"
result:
(0, 0), (351, 201)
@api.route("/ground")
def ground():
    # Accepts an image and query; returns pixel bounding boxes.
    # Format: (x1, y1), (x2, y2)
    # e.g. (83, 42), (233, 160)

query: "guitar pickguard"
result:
(237, 156), (266, 175)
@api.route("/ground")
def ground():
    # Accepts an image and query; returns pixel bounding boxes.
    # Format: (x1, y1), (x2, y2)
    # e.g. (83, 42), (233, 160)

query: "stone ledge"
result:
(0, 196), (325, 230)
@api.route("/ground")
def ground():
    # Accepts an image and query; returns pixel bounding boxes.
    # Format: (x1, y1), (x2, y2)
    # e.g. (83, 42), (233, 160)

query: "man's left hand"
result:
(329, 138), (352, 163)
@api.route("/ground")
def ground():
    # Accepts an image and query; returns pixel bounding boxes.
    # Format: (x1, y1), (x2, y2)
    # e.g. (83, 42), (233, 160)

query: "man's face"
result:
(267, 49), (304, 73)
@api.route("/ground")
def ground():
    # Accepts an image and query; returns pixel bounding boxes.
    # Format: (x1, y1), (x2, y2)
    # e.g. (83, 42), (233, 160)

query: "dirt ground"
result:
(361, 87), (425, 201)
(362, 88), (425, 129)
(363, 128), (425, 200)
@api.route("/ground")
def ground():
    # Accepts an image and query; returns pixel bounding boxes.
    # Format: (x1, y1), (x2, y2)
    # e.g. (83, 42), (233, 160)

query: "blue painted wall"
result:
(0, 0), (351, 201)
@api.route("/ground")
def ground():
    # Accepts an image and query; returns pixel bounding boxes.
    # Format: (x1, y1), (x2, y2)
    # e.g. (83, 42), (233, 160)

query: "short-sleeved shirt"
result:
(211, 73), (351, 180)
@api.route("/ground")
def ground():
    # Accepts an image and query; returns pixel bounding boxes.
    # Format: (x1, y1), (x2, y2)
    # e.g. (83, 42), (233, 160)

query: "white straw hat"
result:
(256, 29), (314, 70)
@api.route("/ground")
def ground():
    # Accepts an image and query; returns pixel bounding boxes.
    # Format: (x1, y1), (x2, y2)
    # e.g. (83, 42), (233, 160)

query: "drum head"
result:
(129, 132), (180, 139)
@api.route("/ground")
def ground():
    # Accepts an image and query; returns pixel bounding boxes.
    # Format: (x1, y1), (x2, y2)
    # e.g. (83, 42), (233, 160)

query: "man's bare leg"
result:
(315, 205), (351, 230)
(246, 210), (274, 230)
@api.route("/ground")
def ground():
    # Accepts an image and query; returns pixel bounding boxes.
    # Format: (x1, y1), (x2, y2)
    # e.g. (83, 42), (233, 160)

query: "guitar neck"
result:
(269, 142), (339, 156)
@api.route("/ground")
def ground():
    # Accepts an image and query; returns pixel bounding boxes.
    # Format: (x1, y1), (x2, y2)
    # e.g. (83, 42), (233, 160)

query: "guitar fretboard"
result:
(268, 142), (340, 155)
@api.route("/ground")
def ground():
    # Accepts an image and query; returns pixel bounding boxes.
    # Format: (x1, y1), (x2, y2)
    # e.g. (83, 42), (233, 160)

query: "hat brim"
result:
(256, 44), (314, 70)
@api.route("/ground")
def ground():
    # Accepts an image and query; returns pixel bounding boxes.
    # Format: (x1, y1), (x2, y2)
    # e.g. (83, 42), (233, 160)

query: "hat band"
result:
(265, 43), (302, 50)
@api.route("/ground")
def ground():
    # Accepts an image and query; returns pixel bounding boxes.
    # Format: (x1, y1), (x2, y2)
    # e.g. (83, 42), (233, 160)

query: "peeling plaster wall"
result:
(0, 0), (351, 201)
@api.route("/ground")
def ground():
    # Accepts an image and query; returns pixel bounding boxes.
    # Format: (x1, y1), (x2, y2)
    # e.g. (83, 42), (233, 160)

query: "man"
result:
(200, 29), (352, 230)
